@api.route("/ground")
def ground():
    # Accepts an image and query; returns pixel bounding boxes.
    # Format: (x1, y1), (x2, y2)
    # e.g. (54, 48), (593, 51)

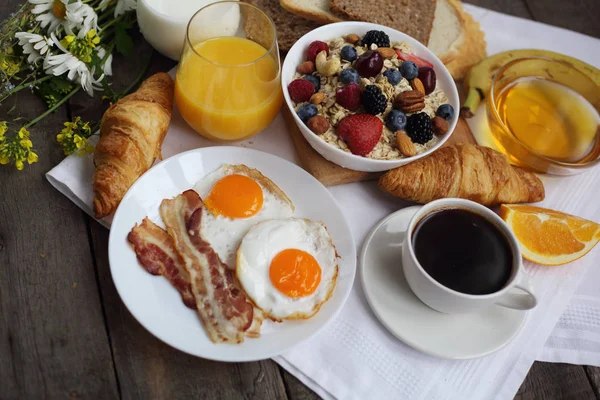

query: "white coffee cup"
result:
(402, 198), (538, 314)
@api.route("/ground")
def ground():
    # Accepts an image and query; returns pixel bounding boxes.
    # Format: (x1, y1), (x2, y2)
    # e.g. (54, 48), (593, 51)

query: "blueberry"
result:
(340, 68), (360, 84)
(436, 104), (455, 120)
(400, 60), (418, 80)
(340, 45), (358, 62)
(383, 68), (402, 86)
(385, 110), (407, 131)
(297, 104), (318, 122)
(303, 74), (320, 92)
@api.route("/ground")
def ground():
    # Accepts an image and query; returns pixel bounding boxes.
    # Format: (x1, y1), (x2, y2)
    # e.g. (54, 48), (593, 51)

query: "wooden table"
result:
(1, 0), (599, 398)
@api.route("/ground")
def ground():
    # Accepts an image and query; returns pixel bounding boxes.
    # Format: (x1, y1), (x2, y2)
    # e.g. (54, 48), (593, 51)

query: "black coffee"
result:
(412, 208), (513, 295)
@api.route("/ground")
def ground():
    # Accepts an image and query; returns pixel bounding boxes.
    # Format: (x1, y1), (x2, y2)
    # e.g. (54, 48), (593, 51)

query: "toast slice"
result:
(428, 0), (486, 79)
(329, 0), (437, 45)
(280, 0), (342, 23)
(245, 0), (323, 51)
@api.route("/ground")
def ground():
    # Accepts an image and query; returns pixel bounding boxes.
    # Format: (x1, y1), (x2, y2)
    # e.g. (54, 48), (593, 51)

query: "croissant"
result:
(378, 143), (545, 206)
(93, 73), (174, 218)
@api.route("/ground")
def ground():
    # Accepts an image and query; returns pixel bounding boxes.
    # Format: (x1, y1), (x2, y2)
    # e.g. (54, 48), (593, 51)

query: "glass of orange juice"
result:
(175, 1), (282, 141)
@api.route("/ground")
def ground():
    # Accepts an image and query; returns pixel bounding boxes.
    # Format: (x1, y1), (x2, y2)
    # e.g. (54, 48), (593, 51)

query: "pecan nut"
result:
(394, 90), (425, 113)
(396, 130), (417, 157)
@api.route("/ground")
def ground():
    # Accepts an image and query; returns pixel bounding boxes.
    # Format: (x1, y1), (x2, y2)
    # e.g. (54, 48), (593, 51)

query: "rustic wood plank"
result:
(514, 362), (597, 400)
(0, 2), (119, 397)
(524, 0), (600, 39)
(463, 0), (532, 19)
(585, 366), (600, 399)
(280, 368), (320, 400)
(89, 221), (289, 400)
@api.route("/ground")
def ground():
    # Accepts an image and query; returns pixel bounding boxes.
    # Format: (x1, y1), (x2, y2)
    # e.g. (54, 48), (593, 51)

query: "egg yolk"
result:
(269, 249), (322, 298)
(204, 174), (263, 218)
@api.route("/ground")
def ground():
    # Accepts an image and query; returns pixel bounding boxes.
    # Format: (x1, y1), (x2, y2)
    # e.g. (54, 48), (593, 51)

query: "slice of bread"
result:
(280, 0), (342, 23)
(245, 0), (323, 51)
(428, 0), (486, 79)
(329, 0), (437, 45)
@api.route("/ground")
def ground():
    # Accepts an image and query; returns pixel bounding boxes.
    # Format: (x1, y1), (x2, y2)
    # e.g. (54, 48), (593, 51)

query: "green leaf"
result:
(115, 23), (134, 57)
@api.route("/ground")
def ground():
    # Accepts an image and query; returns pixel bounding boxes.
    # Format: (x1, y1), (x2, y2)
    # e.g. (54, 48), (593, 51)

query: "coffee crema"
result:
(412, 208), (513, 295)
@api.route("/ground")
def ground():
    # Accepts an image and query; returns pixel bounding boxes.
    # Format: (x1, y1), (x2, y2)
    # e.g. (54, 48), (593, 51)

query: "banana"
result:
(461, 49), (600, 118)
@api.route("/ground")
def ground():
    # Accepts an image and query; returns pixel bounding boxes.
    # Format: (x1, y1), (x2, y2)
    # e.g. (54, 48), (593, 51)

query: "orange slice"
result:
(500, 204), (600, 266)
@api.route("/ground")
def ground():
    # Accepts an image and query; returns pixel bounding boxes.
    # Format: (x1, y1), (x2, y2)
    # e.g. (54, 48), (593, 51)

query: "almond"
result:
(310, 92), (325, 105)
(396, 130), (417, 157)
(410, 78), (425, 95)
(345, 34), (360, 44)
(376, 47), (396, 59)
(432, 116), (449, 135)
(394, 90), (425, 113)
(307, 115), (330, 134)
(297, 61), (315, 74)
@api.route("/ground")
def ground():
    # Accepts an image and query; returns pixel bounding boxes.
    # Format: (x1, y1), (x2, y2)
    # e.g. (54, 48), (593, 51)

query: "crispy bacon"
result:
(160, 190), (254, 344)
(128, 218), (196, 309)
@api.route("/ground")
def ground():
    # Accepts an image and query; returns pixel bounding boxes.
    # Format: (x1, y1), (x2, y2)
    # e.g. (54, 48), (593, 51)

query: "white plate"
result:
(109, 147), (356, 362)
(360, 206), (527, 360)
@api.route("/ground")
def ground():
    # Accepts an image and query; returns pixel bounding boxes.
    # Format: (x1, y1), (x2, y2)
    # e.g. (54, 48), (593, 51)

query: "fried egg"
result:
(236, 218), (338, 320)
(193, 164), (294, 268)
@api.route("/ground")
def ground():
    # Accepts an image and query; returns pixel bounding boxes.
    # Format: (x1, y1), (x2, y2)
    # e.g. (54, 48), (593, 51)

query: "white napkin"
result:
(46, 5), (600, 399)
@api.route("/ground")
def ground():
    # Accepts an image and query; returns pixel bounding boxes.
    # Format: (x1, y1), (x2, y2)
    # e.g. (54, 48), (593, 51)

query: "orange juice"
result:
(175, 36), (282, 141)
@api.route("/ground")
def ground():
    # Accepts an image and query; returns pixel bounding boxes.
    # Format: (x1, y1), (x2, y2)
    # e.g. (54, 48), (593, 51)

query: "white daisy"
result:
(45, 33), (104, 96)
(114, 0), (136, 17)
(96, 47), (113, 76)
(68, 4), (100, 37)
(15, 32), (54, 64)
(29, 0), (82, 33)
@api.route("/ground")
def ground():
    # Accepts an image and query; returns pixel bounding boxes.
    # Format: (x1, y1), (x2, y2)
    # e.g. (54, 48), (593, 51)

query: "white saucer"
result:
(360, 206), (528, 360)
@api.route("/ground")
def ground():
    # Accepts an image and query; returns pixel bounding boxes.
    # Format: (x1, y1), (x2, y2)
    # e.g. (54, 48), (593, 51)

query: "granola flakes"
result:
(291, 37), (449, 160)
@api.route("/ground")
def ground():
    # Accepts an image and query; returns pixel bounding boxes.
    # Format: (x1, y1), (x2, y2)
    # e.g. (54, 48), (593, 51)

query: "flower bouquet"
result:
(0, 0), (143, 170)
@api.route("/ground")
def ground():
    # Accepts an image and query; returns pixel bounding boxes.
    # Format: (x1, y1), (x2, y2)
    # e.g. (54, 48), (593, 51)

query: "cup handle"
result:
(494, 272), (538, 310)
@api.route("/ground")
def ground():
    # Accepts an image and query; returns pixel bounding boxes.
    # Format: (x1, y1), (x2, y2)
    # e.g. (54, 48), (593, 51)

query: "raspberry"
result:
(406, 112), (434, 144)
(362, 85), (387, 115)
(362, 30), (390, 48)
(288, 79), (315, 103)
(337, 114), (383, 156)
(336, 82), (361, 111)
(306, 41), (329, 63)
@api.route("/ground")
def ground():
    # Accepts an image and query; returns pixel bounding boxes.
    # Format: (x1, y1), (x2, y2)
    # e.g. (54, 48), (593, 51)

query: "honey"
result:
(494, 77), (600, 163)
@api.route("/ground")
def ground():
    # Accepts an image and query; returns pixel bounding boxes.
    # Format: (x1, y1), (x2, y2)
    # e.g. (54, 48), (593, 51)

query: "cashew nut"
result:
(315, 50), (340, 77)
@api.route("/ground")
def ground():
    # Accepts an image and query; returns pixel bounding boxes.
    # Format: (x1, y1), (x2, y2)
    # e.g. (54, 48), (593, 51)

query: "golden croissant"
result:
(93, 73), (174, 218)
(378, 143), (545, 206)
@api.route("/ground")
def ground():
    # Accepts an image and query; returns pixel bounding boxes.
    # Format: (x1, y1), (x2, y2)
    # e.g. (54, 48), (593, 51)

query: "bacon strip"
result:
(128, 218), (196, 309)
(160, 190), (254, 343)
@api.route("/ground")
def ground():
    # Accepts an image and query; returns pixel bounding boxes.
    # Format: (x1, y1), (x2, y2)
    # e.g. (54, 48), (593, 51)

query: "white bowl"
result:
(282, 22), (460, 172)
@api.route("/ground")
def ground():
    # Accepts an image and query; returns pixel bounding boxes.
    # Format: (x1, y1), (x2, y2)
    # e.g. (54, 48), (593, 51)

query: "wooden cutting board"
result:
(284, 107), (478, 186)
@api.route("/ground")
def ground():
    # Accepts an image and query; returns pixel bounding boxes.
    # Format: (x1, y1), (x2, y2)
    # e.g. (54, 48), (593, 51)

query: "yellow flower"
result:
(15, 159), (24, 170)
(17, 127), (30, 139)
(20, 138), (33, 149)
(0, 121), (7, 140)
(73, 134), (86, 149)
(87, 30), (101, 46)
(60, 35), (76, 49)
(27, 151), (39, 164)
(0, 155), (8, 165)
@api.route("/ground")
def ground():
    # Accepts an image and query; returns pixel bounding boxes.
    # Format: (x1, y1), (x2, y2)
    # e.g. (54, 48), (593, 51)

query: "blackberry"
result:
(362, 30), (390, 48)
(406, 112), (434, 144)
(362, 85), (387, 115)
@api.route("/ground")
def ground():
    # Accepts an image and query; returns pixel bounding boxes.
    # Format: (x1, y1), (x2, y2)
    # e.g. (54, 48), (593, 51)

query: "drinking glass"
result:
(175, 1), (282, 141)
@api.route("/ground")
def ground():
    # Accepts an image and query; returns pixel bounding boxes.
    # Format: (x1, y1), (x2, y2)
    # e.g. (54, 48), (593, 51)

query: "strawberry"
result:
(307, 41), (329, 62)
(394, 50), (434, 69)
(337, 114), (383, 156)
(288, 79), (315, 103)
(336, 83), (361, 111)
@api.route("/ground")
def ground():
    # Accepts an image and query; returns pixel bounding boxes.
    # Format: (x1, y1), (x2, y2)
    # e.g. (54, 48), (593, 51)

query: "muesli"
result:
(287, 30), (455, 160)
